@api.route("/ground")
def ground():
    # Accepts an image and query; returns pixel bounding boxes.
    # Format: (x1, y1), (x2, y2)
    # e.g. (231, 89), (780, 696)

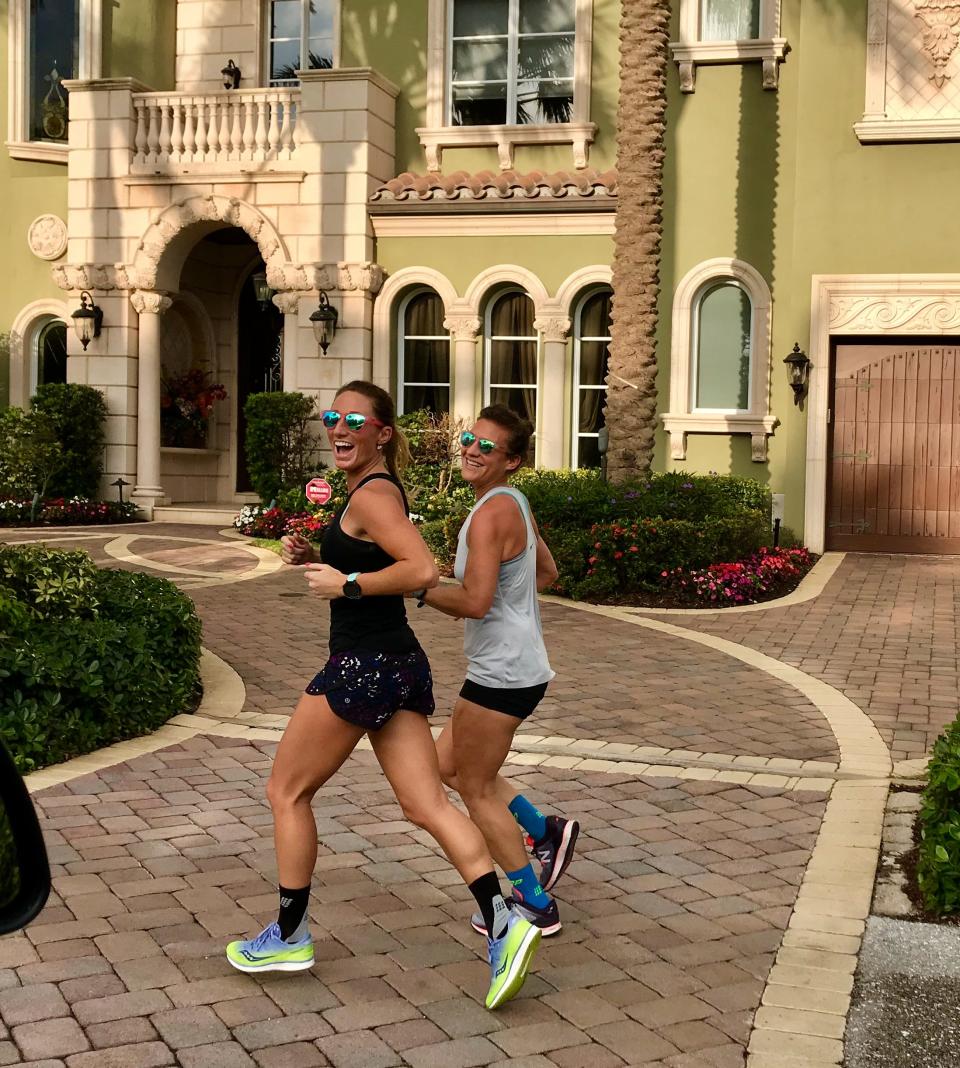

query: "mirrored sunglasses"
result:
(321, 410), (384, 431)
(460, 430), (499, 454)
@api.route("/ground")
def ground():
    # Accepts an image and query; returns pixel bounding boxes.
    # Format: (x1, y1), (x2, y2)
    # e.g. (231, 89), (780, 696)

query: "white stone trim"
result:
(462, 263), (551, 317)
(805, 274), (960, 554)
(554, 264), (613, 317)
(662, 257), (777, 462)
(669, 0), (787, 93)
(371, 266), (460, 393)
(370, 212), (616, 238)
(6, 0), (103, 163)
(7, 298), (70, 408)
(419, 0), (596, 171)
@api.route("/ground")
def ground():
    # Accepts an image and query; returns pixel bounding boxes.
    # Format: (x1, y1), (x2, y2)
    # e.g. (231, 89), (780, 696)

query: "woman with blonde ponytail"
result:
(226, 381), (541, 1011)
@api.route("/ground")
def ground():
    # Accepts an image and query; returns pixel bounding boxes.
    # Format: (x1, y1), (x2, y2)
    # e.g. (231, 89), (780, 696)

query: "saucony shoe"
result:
(485, 911), (541, 1010)
(226, 922), (314, 974)
(532, 815), (580, 892)
(471, 892), (562, 937)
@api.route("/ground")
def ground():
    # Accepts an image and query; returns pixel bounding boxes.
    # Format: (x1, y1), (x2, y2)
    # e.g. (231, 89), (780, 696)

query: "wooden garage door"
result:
(827, 343), (960, 553)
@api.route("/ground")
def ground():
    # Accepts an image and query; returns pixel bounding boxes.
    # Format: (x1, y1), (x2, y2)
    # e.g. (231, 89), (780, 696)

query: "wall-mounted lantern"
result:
(784, 342), (811, 405)
(221, 59), (242, 90)
(309, 291), (339, 354)
(71, 291), (103, 351)
(251, 271), (274, 311)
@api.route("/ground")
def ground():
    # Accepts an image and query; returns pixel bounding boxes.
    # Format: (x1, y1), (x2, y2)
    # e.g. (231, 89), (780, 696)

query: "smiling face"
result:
(460, 417), (521, 488)
(327, 389), (392, 472)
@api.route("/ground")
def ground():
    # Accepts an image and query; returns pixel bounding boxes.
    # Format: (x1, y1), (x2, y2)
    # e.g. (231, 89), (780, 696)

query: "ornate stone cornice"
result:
(443, 316), (481, 340)
(829, 294), (960, 332)
(266, 262), (386, 295)
(52, 262), (141, 292)
(130, 290), (172, 315)
(533, 315), (572, 342)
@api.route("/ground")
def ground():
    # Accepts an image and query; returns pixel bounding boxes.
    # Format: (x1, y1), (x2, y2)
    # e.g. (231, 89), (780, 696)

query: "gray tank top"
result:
(454, 485), (554, 689)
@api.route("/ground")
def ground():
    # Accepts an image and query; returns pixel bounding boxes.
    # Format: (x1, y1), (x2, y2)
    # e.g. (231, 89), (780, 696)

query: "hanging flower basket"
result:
(160, 369), (227, 448)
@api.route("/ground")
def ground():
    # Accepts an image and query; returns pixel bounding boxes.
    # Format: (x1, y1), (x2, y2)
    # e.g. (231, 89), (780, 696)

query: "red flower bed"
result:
(660, 546), (814, 606)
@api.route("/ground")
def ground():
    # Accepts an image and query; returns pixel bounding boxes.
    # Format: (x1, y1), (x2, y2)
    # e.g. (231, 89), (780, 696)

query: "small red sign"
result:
(305, 477), (332, 506)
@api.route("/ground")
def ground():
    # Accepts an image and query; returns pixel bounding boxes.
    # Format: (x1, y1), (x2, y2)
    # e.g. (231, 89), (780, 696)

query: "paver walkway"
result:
(2, 525), (954, 1066)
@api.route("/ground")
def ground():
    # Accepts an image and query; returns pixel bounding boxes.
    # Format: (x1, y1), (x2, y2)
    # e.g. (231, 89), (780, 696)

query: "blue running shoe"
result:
(485, 911), (541, 1010)
(226, 922), (314, 974)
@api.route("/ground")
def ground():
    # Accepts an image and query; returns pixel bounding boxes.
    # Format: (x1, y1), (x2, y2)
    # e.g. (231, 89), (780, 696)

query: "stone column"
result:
(534, 314), (572, 470)
(272, 291), (302, 387)
(131, 289), (172, 514)
(444, 315), (481, 428)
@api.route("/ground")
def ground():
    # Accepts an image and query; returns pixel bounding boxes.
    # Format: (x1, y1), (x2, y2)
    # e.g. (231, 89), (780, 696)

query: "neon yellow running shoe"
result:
(485, 911), (542, 1010)
(226, 922), (314, 974)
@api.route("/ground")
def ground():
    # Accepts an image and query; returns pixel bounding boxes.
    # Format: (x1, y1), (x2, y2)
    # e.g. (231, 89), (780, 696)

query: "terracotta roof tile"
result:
(370, 167), (618, 203)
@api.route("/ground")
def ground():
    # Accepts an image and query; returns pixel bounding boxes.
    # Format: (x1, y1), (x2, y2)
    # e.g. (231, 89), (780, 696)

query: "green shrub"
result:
(0, 548), (201, 774)
(244, 392), (323, 503)
(30, 384), (108, 498)
(917, 722), (960, 913)
(0, 407), (62, 501)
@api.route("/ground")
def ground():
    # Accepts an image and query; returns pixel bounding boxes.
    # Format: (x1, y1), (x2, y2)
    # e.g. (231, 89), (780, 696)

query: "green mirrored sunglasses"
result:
(322, 410), (384, 431)
(460, 431), (499, 454)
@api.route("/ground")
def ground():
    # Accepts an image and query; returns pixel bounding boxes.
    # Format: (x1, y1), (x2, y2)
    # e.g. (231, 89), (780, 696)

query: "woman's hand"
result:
(304, 563), (347, 599)
(280, 533), (315, 566)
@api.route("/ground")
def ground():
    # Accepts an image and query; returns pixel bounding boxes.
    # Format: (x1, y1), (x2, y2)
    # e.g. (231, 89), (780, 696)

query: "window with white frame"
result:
(572, 287), (611, 469)
(450, 0), (575, 126)
(669, 0), (785, 93)
(692, 281), (752, 413)
(484, 289), (539, 426)
(398, 289), (451, 415)
(662, 258), (777, 462)
(7, 0), (101, 161)
(700, 0), (760, 41)
(266, 0), (335, 86)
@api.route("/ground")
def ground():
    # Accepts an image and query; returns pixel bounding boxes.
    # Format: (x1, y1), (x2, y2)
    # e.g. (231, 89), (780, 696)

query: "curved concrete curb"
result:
(24, 646), (248, 793)
(102, 532), (283, 584)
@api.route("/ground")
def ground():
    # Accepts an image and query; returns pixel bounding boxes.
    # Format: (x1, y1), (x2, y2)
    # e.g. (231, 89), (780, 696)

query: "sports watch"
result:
(341, 572), (362, 600)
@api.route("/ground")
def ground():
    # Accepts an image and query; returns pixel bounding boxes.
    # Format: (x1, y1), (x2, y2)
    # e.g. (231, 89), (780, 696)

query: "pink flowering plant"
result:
(660, 547), (814, 606)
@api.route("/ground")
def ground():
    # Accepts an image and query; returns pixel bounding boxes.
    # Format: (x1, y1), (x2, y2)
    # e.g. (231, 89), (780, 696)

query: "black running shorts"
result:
(459, 678), (548, 719)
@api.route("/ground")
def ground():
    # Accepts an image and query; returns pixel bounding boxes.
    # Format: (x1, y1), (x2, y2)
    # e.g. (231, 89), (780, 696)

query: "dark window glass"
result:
(574, 288), (612, 468)
(400, 291), (449, 415)
(29, 0), (78, 142)
(38, 320), (67, 387)
(404, 385), (450, 414)
(268, 0), (334, 85)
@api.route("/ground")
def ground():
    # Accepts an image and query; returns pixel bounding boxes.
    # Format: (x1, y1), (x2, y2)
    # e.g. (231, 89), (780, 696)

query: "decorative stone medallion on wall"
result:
(27, 214), (67, 261)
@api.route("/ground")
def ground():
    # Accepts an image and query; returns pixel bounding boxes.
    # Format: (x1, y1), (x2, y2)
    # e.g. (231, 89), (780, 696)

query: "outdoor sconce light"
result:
(251, 271), (274, 311)
(309, 291), (339, 354)
(784, 342), (811, 405)
(71, 291), (103, 351)
(221, 59), (242, 89)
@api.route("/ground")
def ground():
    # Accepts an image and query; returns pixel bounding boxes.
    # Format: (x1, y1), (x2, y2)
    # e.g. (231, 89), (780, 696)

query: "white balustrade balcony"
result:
(131, 88), (300, 174)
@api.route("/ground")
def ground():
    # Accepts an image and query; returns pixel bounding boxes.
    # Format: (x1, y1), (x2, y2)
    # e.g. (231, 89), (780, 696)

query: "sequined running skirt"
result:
(305, 647), (435, 730)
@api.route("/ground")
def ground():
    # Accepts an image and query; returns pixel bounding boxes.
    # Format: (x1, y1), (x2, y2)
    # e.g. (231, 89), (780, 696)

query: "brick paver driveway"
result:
(2, 526), (950, 1066)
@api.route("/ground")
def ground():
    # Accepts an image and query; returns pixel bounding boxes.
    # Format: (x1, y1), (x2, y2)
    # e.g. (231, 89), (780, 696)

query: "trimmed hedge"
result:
(917, 721), (960, 913)
(0, 546), (202, 774)
(30, 383), (108, 499)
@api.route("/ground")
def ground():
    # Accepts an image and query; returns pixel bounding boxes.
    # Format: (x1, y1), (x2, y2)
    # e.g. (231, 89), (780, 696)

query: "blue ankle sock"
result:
(508, 794), (547, 842)
(506, 863), (551, 907)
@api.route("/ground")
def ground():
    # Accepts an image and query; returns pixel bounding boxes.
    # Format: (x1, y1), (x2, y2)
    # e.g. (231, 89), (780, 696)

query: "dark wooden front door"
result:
(827, 341), (960, 553)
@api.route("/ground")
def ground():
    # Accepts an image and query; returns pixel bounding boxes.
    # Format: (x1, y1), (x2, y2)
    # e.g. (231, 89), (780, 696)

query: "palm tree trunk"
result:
(605, 0), (671, 482)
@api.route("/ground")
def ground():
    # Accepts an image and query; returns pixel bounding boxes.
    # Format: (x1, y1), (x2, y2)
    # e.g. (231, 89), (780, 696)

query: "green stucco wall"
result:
(104, 0), (176, 89)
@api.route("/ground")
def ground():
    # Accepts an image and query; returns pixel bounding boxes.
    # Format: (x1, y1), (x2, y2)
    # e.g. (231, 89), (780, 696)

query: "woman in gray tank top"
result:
(414, 405), (580, 937)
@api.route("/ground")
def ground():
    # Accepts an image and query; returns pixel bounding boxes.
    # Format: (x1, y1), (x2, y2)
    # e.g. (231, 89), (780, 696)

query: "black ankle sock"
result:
(277, 884), (310, 940)
(469, 871), (509, 940)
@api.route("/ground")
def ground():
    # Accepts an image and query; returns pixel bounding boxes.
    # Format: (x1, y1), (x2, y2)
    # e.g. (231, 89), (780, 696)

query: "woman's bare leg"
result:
(369, 710), (492, 884)
(267, 693), (365, 888)
(436, 722), (522, 808)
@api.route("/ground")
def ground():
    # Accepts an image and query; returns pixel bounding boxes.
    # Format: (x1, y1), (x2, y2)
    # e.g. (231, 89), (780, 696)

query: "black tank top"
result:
(321, 473), (420, 656)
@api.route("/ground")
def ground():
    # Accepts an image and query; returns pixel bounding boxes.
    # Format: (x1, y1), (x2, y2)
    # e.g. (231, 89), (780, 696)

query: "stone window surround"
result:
(419, 0), (597, 172)
(7, 299), (70, 408)
(669, 0), (787, 93)
(805, 274), (960, 553)
(7, 0), (103, 163)
(854, 0), (960, 143)
(662, 257), (778, 463)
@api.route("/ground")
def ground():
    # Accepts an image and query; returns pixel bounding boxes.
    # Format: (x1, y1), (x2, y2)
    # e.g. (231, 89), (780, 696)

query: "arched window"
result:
(266, 0), (336, 86)
(35, 319), (68, 391)
(572, 287), (612, 469)
(484, 289), (538, 426)
(693, 281), (752, 413)
(398, 289), (450, 414)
